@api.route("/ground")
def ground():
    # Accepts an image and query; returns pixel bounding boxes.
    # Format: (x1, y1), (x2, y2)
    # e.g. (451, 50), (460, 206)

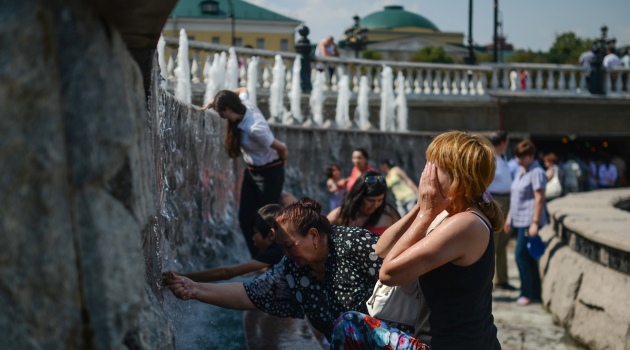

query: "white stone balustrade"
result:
(162, 37), (630, 109)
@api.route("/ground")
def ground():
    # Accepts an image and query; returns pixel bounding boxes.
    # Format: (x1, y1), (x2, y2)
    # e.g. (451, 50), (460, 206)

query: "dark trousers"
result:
(492, 193), (511, 285)
(514, 226), (541, 300)
(238, 164), (284, 257)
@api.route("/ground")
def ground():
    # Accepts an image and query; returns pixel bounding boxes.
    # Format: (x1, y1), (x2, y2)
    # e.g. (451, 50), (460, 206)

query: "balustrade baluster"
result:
(536, 70), (543, 91)
(414, 70), (423, 94)
(373, 66), (382, 93)
(477, 72), (486, 95)
(262, 66), (271, 88)
(460, 71), (469, 95)
(433, 70), (442, 95)
(202, 53), (211, 84)
(469, 73), (477, 95)
(442, 70), (451, 95)
(509, 70), (517, 91)
(190, 50), (201, 84)
(568, 71), (577, 92)
(451, 70), (460, 95)
(423, 70), (432, 95)
(405, 69), (413, 94)
(331, 71), (338, 92)
(557, 71), (566, 92)
(366, 69), (373, 94)
(578, 71), (587, 94)
(490, 68), (498, 90)
(239, 64), (247, 87)
(501, 68), (509, 92)
(605, 73), (612, 93)
(525, 71), (532, 91)
(167, 50), (176, 81)
(614, 70), (622, 93)
(353, 66), (361, 93)
(285, 68), (292, 90)
(546, 70), (555, 91)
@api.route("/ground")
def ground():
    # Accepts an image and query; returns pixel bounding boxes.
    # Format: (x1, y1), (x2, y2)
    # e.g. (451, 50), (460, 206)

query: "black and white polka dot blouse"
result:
(243, 225), (382, 339)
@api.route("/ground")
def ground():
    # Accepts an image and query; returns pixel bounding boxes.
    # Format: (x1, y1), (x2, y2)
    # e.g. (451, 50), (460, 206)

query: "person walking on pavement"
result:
(488, 131), (516, 291)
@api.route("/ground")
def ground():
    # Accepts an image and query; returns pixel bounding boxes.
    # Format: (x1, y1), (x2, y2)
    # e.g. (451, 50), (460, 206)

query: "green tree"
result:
(361, 49), (382, 60)
(547, 32), (592, 64)
(475, 52), (494, 63)
(409, 46), (454, 64)
(507, 49), (548, 63)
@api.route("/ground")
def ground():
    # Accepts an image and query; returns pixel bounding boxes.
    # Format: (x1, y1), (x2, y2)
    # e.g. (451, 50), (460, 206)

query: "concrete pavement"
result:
(493, 239), (583, 350)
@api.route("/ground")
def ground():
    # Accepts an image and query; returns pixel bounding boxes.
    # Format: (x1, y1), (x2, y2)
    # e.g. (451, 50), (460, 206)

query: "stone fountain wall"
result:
(0, 2), (446, 348)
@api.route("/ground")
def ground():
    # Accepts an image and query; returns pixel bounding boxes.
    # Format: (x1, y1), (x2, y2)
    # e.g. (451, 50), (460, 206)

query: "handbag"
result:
(366, 278), (421, 326)
(365, 211), (449, 326)
(527, 235), (546, 260)
(545, 168), (562, 199)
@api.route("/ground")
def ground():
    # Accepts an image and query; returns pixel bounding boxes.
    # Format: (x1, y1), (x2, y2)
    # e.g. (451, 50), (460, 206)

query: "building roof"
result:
(171, 0), (300, 22)
(360, 5), (439, 32)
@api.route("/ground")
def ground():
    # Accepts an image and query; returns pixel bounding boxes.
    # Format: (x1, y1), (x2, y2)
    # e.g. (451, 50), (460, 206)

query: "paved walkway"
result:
(248, 239), (584, 349)
(493, 239), (583, 350)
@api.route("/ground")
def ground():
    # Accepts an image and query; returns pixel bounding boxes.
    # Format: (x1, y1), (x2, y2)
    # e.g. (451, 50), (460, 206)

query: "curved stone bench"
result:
(540, 189), (630, 349)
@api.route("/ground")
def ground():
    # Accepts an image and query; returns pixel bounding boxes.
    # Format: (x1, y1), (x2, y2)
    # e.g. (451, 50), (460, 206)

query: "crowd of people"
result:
(164, 91), (625, 349)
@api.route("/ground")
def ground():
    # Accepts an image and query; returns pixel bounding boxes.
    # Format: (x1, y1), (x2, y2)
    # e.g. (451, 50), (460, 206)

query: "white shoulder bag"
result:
(366, 211), (449, 326)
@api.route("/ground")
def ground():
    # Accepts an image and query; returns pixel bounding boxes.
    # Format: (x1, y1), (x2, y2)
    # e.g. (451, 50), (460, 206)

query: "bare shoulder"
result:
(327, 207), (341, 224)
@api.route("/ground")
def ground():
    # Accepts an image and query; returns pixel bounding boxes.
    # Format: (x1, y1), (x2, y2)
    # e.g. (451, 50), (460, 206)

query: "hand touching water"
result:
(163, 271), (197, 301)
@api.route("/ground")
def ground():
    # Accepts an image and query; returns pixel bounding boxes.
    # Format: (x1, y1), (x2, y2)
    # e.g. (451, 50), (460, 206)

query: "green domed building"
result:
(341, 5), (467, 60)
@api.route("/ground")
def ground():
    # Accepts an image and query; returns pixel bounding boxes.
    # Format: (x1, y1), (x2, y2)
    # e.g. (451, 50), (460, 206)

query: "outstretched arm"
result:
(163, 259), (269, 283)
(163, 272), (257, 310)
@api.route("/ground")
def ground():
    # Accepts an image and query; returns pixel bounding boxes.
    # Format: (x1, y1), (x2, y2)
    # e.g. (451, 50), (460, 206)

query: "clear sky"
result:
(250, 0), (630, 52)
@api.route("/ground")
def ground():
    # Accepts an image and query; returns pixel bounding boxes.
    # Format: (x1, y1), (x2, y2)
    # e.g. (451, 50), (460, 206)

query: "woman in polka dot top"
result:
(164, 197), (382, 341)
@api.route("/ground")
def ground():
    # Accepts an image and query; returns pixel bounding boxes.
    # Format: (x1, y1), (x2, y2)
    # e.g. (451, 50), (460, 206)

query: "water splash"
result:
(225, 47), (239, 90)
(246, 56), (259, 104)
(379, 66), (395, 131)
(270, 55), (286, 121)
(203, 53), (226, 105)
(335, 75), (350, 128)
(157, 35), (167, 89)
(356, 75), (370, 130)
(309, 71), (325, 126)
(174, 29), (191, 104)
(395, 71), (408, 132)
(289, 55), (302, 123)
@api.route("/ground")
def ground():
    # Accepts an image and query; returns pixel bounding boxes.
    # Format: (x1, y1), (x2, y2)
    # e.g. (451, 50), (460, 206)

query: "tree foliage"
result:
(361, 49), (382, 60)
(507, 50), (548, 63)
(409, 46), (453, 64)
(547, 32), (592, 64)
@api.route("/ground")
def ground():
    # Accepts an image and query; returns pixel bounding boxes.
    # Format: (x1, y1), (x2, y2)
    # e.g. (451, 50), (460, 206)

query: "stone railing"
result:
(540, 189), (630, 349)
(161, 37), (630, 99)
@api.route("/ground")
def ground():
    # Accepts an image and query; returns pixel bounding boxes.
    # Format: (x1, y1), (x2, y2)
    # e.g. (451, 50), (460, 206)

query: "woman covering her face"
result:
(330, 131), (504, 350)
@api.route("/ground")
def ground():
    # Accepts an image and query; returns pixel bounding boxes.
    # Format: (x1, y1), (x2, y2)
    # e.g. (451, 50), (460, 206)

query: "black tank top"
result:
(413, 212), (501, 349)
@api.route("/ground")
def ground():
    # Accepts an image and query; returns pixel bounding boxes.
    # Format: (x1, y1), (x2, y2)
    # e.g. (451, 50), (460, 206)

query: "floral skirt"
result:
(330, 311), (430, 350)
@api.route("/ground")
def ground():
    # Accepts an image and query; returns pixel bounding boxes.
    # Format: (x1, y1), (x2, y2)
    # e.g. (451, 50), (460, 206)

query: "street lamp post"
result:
(344, 15), (368, 58)
(589, 25), (616, 95)
(464, 0), (476, 65)
(493, 0), (498, 63)
(228, 0), (235, 46)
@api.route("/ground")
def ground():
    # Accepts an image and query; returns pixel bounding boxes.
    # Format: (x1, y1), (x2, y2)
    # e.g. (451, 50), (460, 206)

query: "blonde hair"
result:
(426, 131), (504, 232)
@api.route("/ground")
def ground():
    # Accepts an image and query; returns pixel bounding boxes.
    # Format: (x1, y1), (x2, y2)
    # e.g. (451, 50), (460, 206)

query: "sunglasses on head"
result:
(365, 175), (386, 185)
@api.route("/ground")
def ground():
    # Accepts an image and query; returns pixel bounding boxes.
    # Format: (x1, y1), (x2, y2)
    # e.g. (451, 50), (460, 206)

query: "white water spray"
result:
(395, 71), (408, 132)
(247, 56), (259, 104)
(270, 55), (286, 121)
(174, 29), (191, 104)
(309, 71), (325, 126)
(157, 35), (167, 88)
(225, 47), (239, 90)
(356, 75), (370, 129)
(379, 66), (395, 131)
(335, 75), (351, 128)
(289, 56), (302, 123)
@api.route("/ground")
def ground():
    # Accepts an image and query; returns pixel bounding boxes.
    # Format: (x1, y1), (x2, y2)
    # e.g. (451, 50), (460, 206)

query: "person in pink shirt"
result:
(346, 148), (376, 191)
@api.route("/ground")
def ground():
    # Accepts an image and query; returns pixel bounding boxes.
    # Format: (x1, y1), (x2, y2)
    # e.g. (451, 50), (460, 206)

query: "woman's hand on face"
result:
(163, 272), (198, 301)
(418, 162), (449, 219)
